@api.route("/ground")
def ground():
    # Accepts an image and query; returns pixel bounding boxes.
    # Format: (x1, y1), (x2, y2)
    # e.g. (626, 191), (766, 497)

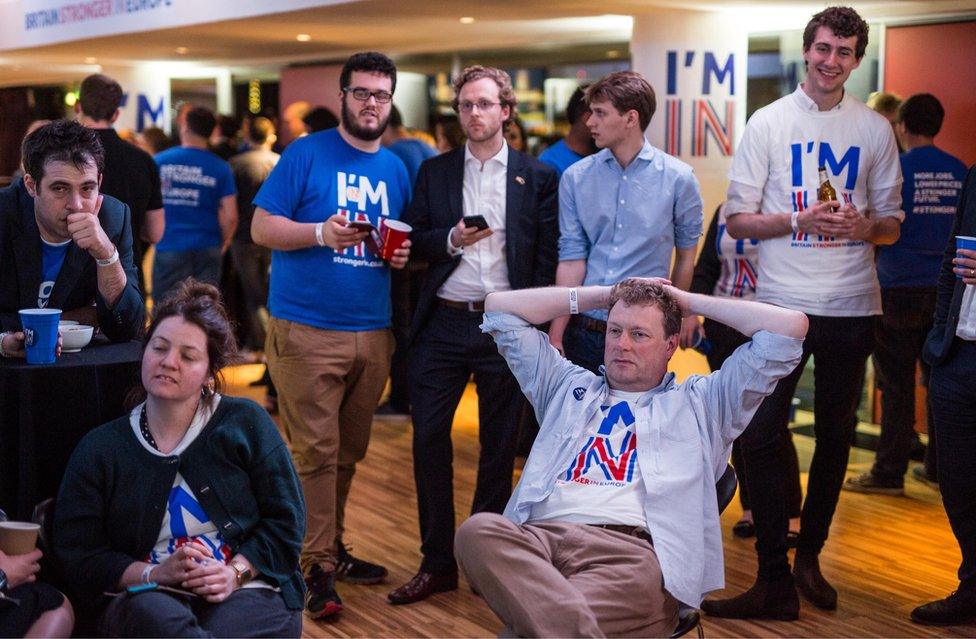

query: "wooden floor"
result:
(223, 362), (975, 638)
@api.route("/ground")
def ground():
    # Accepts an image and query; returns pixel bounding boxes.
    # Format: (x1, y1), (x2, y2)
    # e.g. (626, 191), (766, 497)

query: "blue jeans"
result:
(153, 247), (222, 303)
(928, 339), (976, 593)
(563, 316), (606, 375)
(99, 588), (301, 638)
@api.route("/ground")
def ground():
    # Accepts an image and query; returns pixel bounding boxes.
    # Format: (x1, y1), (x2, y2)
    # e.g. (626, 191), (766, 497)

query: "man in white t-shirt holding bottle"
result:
(701, 6), (903, 620)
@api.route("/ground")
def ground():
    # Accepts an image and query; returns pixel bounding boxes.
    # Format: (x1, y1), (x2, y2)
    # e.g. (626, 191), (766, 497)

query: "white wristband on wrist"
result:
(141, 563), (157, 584)
(569, 288), (579, 315)
(790, 211), (800, 235)
(315, 222), (326, 247)
(95, 247), (119, 267)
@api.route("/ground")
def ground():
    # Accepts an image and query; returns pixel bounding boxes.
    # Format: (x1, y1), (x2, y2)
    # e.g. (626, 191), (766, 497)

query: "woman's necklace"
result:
(140, 404), (160, 451)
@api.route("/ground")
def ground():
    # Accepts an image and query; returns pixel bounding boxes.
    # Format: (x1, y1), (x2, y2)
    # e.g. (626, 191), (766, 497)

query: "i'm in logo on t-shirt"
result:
(562, 399), (639, 487)
(529, 390), (647, 525)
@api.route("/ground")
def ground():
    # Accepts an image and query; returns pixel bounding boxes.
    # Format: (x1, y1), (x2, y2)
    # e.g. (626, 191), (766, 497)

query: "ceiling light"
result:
(606, 50), (621, 59)
(65, 92), (78, 107)
(84, 56), (97, 64)
(459, 16), (475, 24)
(175, 46), (188, 55)
(296, 33), (311, 42)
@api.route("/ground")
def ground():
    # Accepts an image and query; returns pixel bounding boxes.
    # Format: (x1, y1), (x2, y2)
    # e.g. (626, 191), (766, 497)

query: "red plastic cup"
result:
(380, 219), (411, 261)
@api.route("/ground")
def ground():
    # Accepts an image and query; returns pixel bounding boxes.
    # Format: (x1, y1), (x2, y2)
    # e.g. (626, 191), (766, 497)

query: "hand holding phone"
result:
(341, 219), (383, 257)
(462, 215), (489, 231)
(451, 216), (493, 248)
(346, 220), (377, 233)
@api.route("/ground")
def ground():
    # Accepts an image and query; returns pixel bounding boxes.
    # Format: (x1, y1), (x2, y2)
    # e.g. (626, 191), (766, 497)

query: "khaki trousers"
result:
(266, 317), (393, 572)
(456, 513), (678, 638)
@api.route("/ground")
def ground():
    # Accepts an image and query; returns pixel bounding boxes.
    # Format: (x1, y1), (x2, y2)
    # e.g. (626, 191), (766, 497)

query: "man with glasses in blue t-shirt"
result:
(252, 51), (412, 621)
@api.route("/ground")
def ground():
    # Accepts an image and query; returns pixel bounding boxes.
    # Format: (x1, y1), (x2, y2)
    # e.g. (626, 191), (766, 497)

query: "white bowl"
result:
(60, 325), (94, 352)
(58, 320), (79, 328)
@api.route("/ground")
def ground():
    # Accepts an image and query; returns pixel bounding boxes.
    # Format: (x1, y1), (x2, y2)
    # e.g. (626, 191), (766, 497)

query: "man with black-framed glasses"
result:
(388, 65), (559, 605)
(251, 51), (412, 621)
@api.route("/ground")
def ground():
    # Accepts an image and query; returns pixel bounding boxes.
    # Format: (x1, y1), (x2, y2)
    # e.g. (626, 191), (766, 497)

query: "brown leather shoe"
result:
(387, 570), (459, 605)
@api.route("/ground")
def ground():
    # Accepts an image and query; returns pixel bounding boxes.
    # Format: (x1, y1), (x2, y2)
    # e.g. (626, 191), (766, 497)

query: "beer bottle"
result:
(817, 166), (837, 211)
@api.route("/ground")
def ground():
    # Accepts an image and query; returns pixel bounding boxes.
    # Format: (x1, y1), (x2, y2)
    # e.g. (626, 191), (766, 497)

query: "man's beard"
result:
(465, 120), (501, 144)
(341, 98), (390, 142)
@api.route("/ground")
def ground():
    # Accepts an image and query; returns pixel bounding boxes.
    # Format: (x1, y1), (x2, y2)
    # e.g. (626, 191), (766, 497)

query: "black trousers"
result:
(228, 241), (272, 351)
(704, 319), (803, 517)
(872, 287), (937, 482)
(563, 316), (606, 375)
(737, 314), (874, 579)
(409, 304), (522, 572)
(928, 339), (976, 593)
(387, 267), (414, 412)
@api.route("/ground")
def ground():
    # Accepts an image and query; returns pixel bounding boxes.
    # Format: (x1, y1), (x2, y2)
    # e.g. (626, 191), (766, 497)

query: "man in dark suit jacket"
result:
(914, 164), (976, 626)
(388, 66), (558, 605)
(0, 120), (143, 358)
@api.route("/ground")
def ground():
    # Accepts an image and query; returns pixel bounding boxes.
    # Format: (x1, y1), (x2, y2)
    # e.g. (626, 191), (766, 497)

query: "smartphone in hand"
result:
(463, 215), (490, 231)
(346, 220), (377, 233)
(345, 220), (383, 257)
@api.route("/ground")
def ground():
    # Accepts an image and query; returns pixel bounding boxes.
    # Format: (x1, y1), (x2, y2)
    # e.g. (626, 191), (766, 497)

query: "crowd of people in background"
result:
(2, 4), (976, 637)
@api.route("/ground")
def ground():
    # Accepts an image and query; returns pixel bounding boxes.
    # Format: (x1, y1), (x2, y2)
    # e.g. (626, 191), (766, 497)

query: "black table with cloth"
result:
(0, 338), (142, 519)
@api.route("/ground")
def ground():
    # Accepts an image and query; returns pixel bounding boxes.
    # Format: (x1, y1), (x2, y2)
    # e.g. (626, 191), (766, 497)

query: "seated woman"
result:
(0, 548), (73, 638)
(53, 279), (305, 638)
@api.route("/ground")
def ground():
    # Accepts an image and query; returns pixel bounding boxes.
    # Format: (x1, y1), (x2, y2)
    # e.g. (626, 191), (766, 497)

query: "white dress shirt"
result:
(438, 141), (512, 301)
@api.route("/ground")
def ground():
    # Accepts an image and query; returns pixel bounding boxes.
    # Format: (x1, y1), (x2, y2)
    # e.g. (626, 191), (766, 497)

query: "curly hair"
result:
(803, 6), (869, 59)
(129, 278), (240, 407)
(607, 279), (682, 338)
(451, 66), (518, 122)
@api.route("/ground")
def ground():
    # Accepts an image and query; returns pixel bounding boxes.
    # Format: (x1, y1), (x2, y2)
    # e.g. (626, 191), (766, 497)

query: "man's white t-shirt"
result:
(529, 389), (646, 526)
(726, 85), (904, 316)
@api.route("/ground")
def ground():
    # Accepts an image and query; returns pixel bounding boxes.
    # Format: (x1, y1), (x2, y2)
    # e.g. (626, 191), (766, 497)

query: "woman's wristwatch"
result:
(0, 332), (13, 358)
(230, 560), (252, 587)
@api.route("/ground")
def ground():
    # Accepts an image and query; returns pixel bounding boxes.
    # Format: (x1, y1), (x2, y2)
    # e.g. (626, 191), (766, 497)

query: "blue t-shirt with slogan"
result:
(877, 146), (968, 288)
(155, 147), (236, 252)
(254, 129), (411, 331)
(38, 238), (71, 308)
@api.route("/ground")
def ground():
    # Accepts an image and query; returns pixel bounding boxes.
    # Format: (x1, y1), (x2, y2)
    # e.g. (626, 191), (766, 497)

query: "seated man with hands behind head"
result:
(455, 278), (807, 637)
(0, 119), (143, 359)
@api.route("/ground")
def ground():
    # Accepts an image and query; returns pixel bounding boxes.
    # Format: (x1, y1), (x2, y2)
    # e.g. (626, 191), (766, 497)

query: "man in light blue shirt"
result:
(454, 278), (806, 637)
(548, 71), (704, 374)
